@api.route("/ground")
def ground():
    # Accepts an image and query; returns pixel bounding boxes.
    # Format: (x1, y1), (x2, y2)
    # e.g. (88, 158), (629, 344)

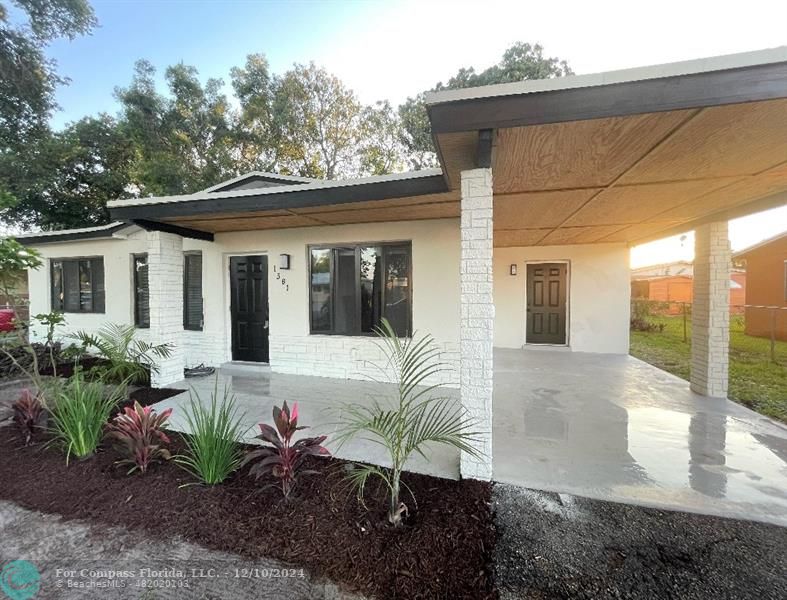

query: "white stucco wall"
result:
(27, 233), (147, 344)
(493, 243), (631, 354)
(26, 219), (461, 384)
(204, 218), (461, 384)
(25, 221), (629, 382)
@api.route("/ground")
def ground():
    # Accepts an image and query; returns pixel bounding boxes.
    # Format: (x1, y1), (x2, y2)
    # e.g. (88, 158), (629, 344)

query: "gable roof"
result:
(13, 222), (136, 245)
(108, 169), (447, 219)
(200, 171), (319, 193)
(733, 230), (787, 258)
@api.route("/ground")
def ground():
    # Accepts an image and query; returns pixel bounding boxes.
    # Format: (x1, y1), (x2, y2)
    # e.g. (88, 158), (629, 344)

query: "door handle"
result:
(264, 320), (269, 329)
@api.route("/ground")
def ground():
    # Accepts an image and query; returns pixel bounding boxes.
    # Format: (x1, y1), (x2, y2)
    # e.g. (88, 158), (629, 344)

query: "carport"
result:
(425, 46), (787, 480)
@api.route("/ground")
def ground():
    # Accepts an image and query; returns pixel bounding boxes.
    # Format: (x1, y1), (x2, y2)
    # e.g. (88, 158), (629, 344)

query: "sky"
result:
(27, 0), (787, 264)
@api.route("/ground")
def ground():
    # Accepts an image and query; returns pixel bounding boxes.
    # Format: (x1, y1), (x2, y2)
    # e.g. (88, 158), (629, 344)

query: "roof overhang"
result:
(108, 170), (458, 233)
(14, 222), (136, 246)
(427, 47), (787, 247)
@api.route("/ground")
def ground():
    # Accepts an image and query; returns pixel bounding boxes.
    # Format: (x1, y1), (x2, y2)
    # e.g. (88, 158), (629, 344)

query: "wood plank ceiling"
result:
(158, 98), (787, 245)
(164, 191), (460, 233)
(487, 98), (787, 246)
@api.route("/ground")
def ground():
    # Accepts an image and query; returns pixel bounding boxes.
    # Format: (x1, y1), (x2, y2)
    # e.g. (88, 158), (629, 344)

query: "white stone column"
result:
(146, 231), (185, 387)
(459, 168), (494, 480)
(691, 222), (730, 398)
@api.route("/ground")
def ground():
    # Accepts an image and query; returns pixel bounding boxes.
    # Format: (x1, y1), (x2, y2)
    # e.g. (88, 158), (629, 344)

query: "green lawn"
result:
(630, 314), (787, 423)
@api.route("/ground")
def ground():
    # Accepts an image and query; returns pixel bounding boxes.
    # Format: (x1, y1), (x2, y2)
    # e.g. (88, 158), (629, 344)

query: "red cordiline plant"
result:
(107, 401), (173, 474)
(242, 401), (330, 497)
(12, 388), (45, 445)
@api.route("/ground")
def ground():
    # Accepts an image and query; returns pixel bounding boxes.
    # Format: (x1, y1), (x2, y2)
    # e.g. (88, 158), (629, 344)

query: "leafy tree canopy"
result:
(0, 0), (95, 150)
(0, 32), (572, 231)
(399, 42), (573, 168)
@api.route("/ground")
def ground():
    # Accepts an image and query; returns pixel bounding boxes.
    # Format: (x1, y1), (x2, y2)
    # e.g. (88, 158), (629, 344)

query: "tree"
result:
(0, 0), (96, 150)
(230, 53), (277, 173)
(115, 59), (237, 196)
(398, 42), (573, 168)
(359, 101), (407, 176)
(0, 114), (135, 229)
(270, 62), (364, 179)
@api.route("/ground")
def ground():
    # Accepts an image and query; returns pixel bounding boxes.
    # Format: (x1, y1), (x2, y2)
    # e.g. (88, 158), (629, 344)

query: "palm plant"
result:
(336, 318), (484, 526)
(176, 380), (247, 485)
(71, 323), (172, 385)
(49, 371), (128, 463)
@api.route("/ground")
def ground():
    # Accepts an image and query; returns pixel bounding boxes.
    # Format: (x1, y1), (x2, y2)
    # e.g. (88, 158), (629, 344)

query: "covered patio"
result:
(155, 350), (787, 527)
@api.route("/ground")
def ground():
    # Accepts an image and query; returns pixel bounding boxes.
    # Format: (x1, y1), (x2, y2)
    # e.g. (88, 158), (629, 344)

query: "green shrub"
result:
(177, 381), (247, 484)
(49, 372), (127, 463)
(337, 318), (483, 527)
(71, 323), (172, 385)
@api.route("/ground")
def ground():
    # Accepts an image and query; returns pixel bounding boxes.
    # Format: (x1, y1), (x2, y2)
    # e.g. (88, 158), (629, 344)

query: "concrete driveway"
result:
(493, 348), (787, 527)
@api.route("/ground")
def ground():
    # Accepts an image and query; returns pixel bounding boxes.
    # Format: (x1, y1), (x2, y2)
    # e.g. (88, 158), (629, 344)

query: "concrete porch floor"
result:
(494, 348), (787, 527)
(154, 350), (787, 527)
(155, 363), (460, 480)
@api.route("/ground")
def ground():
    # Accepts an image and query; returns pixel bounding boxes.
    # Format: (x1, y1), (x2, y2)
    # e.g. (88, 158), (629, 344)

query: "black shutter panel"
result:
(92, 257), (105, 313)
(134, 255), (149, 327)
(184, 253), (203, 330)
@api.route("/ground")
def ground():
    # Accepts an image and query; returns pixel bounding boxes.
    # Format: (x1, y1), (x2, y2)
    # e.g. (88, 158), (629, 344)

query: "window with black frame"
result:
(309, 243), (411, 336)
(51, 257), (105, 313)
(133, 254), (150, 328)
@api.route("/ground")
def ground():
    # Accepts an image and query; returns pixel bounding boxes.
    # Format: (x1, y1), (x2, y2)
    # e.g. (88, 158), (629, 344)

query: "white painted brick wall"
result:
(182, 329), (229, 370)
(147, 231), (186, 387)
(691, 221), (730, 398)
(269, 333), (460, 387)
(459, 168), (494, 480)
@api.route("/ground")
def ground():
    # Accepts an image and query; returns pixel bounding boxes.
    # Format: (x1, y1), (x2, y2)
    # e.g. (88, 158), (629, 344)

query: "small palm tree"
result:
(337, 318), (484, 527)
(71, 323), (172, 385)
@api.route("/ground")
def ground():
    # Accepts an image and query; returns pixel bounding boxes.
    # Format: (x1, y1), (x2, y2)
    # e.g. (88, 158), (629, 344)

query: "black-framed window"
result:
(133, 254), (149, 328)
(184, 252), (203, 331)
(51, 257), (105, 313)
(309, 243), (412, 337)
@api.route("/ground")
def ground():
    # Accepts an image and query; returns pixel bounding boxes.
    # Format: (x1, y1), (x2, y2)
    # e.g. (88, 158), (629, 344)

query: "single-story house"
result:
(630, 261), (746, 313)
(734, 230), (787, 341)
(17, 47), (787, 480)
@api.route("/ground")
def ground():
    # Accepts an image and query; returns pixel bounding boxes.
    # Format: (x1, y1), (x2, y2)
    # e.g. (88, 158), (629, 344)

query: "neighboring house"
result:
(16, 47), (787, 480)
(734, 231), (787, 341)
(630, 261), (746, 313)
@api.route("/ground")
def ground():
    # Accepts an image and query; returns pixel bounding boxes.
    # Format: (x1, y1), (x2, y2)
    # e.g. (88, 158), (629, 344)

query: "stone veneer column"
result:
(146, 231), (185, 387)
(691, 222), (730, 398)
(459, 168), (494, 480)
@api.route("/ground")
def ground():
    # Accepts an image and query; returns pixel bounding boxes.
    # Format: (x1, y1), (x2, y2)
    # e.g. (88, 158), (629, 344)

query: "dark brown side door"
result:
(526, 263), (567, 344)
(230, 255), (269, 362)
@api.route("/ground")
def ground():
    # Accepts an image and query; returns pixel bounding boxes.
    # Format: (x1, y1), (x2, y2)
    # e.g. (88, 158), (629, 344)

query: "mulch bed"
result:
(127, 386), (184, 407)
(0, 426), (496, 599)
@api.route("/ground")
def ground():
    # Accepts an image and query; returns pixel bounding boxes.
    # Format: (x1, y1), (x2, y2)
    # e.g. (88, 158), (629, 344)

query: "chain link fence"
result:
(631, 298), (787, 364)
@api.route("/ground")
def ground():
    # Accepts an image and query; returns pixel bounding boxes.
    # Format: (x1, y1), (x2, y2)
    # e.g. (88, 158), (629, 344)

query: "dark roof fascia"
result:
(132, 219), (214, 242)
(110, 174), (449, 221)
(427, 61), (787, 134)
(15, 223), (128, 246)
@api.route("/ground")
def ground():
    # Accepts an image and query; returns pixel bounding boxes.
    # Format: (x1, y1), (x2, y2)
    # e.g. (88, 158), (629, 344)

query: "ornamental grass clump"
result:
(49, 371), (127, 463)
(107, 401), (173, 474)
(177, 382), (247, 485)
(242, 401), (330, 498)
(337, 318), (484, 527)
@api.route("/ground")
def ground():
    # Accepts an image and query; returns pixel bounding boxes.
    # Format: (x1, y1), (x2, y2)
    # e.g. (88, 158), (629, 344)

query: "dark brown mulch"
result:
(126, 386), (184, 408)
(40, 356), (110, 378)
(0, 427), (496, 599)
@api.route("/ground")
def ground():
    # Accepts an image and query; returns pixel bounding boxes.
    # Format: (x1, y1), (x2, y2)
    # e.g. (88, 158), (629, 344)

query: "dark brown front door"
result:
(526, 263), (567, 344)
(230, 255), (269, 362)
